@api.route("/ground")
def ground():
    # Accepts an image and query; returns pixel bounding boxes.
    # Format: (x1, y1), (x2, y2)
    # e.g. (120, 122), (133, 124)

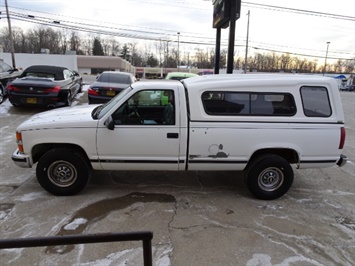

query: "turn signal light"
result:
(16, 131), (24, 153)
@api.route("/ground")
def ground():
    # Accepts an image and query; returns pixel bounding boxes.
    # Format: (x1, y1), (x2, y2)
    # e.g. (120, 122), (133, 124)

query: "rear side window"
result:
(300, 86), (331, 117)
(64, 70), (72, 79)
(24, 72), (56, 79)
(202, 92), (296, 116)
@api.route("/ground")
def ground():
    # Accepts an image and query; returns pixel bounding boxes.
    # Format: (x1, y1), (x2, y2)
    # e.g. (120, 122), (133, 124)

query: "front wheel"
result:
(36, 148), (91, 195)
(245, 154), (293, 200)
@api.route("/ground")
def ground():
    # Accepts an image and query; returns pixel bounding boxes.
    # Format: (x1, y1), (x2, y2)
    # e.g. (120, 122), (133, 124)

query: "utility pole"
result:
(244, 10), (250, 74)
(177, 32), (180, 71)
(166, 40), (170, 68)
(226, 0), (237, 73)
(5, 0), (16, 68)
(323, 42), (330, 76)
(214, 28), (221, 74)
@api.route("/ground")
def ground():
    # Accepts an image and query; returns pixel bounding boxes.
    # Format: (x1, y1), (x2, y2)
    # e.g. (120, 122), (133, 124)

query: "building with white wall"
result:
(0, 52), (214, 77)
(1, 53), (78, 71)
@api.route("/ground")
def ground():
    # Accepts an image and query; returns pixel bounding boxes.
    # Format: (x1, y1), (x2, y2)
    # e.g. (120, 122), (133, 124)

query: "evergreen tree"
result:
(92, 37), (104, 56)
(146, 54), (158, 67)
(120, 44), (131, 62)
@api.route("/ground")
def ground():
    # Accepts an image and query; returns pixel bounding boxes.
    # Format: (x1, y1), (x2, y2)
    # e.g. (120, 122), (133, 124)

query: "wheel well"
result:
(247, 148), (299, 168)
(0, 79), (7, 87)
(32, 143), (91, 167)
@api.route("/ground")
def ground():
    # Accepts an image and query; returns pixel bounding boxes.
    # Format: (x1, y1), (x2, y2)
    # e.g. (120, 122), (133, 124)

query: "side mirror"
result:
(104, 116), (115, 130)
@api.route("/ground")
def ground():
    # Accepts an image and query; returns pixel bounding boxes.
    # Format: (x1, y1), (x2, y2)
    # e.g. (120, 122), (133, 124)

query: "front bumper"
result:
(336, 154), (347, 167)
(12, 149), (32, 168)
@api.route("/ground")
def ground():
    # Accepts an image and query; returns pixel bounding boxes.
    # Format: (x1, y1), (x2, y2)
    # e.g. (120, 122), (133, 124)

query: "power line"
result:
(2, 12), (353, 61)
(249, 46), (352, 61)
(242, 1), (355, 21)
(1, 3), (354, 61)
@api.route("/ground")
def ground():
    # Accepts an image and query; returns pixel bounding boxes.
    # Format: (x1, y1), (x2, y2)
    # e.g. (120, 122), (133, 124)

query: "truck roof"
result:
(181, 73), (337, 92)
(183, 73), (333, 85)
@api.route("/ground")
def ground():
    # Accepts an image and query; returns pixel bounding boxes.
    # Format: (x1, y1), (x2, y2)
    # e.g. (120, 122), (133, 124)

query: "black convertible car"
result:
(7, 65), (82, 108)
(0, 62), (22, 104)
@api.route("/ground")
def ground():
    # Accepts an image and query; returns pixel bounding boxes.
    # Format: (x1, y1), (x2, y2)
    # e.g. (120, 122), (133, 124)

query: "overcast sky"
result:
(2, 0), (355, 63)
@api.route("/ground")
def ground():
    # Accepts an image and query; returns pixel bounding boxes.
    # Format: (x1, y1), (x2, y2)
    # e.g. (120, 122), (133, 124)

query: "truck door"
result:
(96, 89), (181, 170)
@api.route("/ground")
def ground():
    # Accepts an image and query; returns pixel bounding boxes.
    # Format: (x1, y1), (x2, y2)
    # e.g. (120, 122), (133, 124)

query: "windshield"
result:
(92, 86), (132, 119)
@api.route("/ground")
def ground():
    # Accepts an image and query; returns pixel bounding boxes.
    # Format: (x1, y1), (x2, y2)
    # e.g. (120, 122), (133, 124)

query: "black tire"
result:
(245, 154), (293, 200)
(65, 91), (72, 106)
(0, 84), (4, 104)
(78, 82), (83, 93)
(36, 148), (91, 196)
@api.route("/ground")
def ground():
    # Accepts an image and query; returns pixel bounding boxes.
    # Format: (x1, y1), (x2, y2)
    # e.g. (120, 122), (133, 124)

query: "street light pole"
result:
(177, 32), (180, 72)
(5, 0), (16, 68)
(244, 10), (250, 74)
(323, 41), (330, 76)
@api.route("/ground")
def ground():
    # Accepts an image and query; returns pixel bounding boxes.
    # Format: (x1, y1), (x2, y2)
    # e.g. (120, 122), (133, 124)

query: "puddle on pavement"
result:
(45, 192), (175, 254)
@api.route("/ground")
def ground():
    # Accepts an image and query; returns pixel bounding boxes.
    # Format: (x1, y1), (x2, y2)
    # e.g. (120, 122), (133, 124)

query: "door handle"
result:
(167, 133), (179, 139)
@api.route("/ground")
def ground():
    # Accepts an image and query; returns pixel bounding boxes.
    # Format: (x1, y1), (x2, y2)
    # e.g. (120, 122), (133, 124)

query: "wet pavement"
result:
(0, 78), (354, 265)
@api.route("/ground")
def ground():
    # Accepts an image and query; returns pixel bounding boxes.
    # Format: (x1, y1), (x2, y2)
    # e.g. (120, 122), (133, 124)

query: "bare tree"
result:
(100, 38), (110, 56)
(0, 24), (351, 74)
(107, 37), (120, 56)
(129, 42), (139, 65)
(69, 31), (81, 53)
(344, 59), (355, 73)
(81, 34), (95, 55)
(279, 53), (293, 71)
(154, 40), (164, 66)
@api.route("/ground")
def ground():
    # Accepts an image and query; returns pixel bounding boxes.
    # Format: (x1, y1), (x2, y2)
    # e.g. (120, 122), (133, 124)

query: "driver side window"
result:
(112, 90), (175, 125)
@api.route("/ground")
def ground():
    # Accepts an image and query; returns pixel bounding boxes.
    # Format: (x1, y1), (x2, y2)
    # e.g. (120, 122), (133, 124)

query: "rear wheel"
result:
(65, 91), (72, 106)
(36, 148), (91, 195)
(0, 84), (4, 103)
(245, 154), (293, 200)
(78, 82), (83, 93)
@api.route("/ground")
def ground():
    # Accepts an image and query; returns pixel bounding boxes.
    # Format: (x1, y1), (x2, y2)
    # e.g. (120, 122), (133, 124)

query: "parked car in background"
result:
(7, 65), (82, 108)
(198, 70), (214, 75)
(88, 71), (136, 104)
(165, 72), (197, 81)
(0, 62), (22, 103)
(340, 85), (355, 92)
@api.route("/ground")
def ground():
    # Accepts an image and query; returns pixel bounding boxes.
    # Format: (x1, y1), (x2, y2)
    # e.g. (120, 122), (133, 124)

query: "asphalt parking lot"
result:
(0, 76), (354, 266)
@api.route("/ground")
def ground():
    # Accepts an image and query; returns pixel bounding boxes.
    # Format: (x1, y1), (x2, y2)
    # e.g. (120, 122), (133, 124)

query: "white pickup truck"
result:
(12, 74), (347, 200)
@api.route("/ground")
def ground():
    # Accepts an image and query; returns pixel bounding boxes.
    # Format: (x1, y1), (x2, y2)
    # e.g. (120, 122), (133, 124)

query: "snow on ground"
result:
(64, 218), (88, 231)
(0, 98), (12, 115)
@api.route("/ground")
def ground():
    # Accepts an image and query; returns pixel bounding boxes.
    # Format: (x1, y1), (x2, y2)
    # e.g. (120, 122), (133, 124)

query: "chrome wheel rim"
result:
(0, 86), (4, 103)
(47, 160), (77, 187)
(258, 167), (284, 192)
